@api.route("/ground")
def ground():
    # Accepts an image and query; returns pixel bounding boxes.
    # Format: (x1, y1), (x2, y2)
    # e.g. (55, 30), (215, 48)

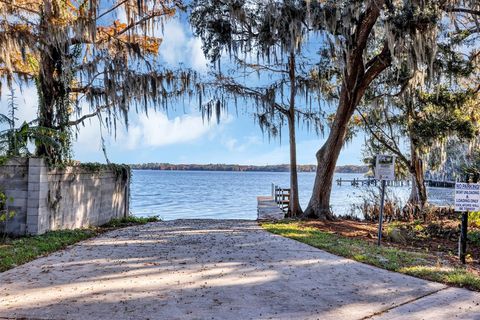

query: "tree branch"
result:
(442, 6), (480, 16)
(213, 77), (289, 115)
(358, 110), (409, 165)
(0, 0), (39, 15)
(67, 105), (111, 127)
(96, 0), (129, 21)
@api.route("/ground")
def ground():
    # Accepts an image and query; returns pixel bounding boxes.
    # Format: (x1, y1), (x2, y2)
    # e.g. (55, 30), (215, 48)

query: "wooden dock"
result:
(257, 196), (285, 220)
(257, 184), (291, 220)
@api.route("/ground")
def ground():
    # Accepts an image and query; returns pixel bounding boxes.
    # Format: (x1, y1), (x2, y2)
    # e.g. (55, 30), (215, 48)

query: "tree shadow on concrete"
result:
(0, 220), (463, 320)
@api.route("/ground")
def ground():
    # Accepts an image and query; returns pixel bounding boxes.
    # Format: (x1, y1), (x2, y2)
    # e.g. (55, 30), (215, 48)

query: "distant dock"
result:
(336, 177), (410, 187)
(336, 177), (454, 188)
(425, 179), (455, 188)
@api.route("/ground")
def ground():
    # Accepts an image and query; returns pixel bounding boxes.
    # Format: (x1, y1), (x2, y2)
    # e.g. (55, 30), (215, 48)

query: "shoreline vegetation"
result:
(262, 219), (480, 291)
(130, 163), (370, 174)
(0, 216), (159, 273)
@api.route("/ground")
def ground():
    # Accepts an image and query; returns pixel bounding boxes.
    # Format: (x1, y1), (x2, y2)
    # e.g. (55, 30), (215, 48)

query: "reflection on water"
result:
(130, 170), (454, 220)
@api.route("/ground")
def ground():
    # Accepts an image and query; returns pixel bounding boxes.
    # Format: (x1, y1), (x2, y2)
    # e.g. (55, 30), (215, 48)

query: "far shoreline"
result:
(129, 164), (369, 174)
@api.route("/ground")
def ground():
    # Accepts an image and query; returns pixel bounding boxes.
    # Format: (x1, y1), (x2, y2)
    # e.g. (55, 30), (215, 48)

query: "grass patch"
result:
(0, 229), (97, 272)
(401, 266), (480, 289)
(262, 221), (480, 291)
(101, 215), (160, 228)
(0, 215), (160, 272)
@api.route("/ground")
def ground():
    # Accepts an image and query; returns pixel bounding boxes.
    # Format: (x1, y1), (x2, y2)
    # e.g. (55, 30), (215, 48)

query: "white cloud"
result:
(222, 135), (261, 152)
(160, 19), (187, 65)
(102, 8), (208, 71)
(119, 111), (225, 149)
(224, 138), (239, 151)
(159, 19), (208, 72)
(187, 37), (208, 71)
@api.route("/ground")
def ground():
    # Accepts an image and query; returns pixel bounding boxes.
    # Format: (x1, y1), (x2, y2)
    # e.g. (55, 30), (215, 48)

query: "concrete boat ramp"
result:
(1, 220), (479, 320)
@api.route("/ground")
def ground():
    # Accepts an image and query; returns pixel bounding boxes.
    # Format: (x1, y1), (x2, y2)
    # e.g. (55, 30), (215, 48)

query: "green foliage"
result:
(0, 189), (15, 235)
(0, 229), (98, 272)
(412, 87), (478, 148)
(468, 231), (480, 246)
(0, 121), (65, 159)
(263, 221), (429, 270)
(359, 1), (479, 188)
(461, 150), (480, 183)
(78, 162), (131, 182)
(0, 215), (160, 272)
(401, 266), (480, 290)
(262, 221), (480, 291)
(0, 89), (66, 161)
(102, 216), (160, 228)
(469, 212), (480, 228)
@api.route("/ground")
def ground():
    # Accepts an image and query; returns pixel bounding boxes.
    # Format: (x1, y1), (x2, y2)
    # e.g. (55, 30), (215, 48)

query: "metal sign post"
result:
(459, 212), (469, 264)
(375, 155), (395, 247)
(377, 180), (386, 246)
(454, 182), (480, 264)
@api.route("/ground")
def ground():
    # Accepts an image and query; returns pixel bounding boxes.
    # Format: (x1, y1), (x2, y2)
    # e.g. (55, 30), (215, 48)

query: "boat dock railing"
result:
(271, 183), (290, 213)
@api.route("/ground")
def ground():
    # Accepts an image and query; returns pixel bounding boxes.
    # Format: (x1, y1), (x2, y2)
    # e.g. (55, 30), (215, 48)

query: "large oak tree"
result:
(303, 0), (479, 219)
(0, 0), (192, 163)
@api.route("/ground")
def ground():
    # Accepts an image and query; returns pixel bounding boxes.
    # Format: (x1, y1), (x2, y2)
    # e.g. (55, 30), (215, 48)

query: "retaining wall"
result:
(0, 158), (129, 235)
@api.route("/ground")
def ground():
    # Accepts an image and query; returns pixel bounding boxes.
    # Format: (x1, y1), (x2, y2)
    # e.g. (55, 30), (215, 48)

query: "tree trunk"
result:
(36, 49), (57, 160)
(302, 2), (388, 220)
(303, 91), (355, 219)
(407, 138), (427, 213)
(287, 110), (302, 217)
(36, 5), (69, 163)
(286, 51), (303, 217)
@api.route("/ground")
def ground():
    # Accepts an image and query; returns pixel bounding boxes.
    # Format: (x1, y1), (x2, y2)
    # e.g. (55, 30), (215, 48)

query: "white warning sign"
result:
(455, 183), (480, 212)
(375, 155), (395, 181)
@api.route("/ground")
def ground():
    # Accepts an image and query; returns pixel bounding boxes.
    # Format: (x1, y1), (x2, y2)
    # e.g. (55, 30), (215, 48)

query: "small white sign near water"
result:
(455, 183), (480, 212)
(375, 155), (395, 181)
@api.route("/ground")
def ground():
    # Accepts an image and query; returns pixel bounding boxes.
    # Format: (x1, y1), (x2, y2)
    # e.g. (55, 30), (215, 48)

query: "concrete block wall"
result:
(0, 158), (130, 236)
(0, 158), (29, 235)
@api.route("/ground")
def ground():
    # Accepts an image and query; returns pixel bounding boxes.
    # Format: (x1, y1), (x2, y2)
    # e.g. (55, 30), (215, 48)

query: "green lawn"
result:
(0, 216), (159, 272)
(262, 221), (480, 291)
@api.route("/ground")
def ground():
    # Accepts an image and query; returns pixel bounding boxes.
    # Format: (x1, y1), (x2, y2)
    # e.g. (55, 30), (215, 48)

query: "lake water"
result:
(130, 170), (455, 220)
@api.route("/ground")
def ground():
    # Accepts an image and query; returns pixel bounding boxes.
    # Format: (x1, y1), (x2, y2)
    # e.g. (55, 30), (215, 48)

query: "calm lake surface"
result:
(130, 170), (455, 220)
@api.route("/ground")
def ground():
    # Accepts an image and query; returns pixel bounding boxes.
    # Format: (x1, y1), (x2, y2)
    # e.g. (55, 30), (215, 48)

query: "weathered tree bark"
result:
(36, 46), (58, 160)
(303, 2), (390, 219)
(36, 4), (69, 163)
(287, 52), (303, 217)
(406, 137), (428, 216)
(287, 110), (302, 217)
(303, 86), (356, 219)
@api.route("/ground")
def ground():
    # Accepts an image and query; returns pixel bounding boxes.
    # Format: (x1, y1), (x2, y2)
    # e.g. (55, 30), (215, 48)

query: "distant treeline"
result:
(130, 163), (369, 173)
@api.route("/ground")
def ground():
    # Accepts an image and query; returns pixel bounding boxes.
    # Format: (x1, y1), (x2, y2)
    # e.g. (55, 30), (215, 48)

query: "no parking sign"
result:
(455, 183), (480, 212)
(455, 182), (479, 264)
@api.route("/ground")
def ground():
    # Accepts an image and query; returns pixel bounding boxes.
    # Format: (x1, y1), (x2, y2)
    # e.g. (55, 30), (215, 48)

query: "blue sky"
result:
(0, 12), (365, 166)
